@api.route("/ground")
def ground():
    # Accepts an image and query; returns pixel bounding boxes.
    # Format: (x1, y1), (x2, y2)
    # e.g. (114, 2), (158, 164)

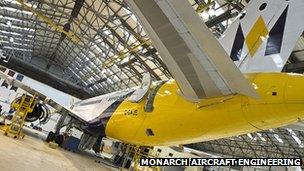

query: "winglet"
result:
(128, 73), (151, 102)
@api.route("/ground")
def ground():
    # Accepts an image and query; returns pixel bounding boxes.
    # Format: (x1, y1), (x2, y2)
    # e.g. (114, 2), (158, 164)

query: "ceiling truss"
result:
(1, 0), (304, 160)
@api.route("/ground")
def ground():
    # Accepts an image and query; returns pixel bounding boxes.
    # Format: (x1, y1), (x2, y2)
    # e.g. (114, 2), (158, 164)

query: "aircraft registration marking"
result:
(124, 109), (138, 116)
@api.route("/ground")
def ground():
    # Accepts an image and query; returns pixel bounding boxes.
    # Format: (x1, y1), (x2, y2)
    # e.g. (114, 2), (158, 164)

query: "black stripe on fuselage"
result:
(265, 6), (288, 56)
(84, 90), (135, 137)
(230, 24), (245, 61)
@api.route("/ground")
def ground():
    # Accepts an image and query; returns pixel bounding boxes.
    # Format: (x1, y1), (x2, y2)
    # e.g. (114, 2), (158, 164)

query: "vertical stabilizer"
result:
(220, 0), (304, 73)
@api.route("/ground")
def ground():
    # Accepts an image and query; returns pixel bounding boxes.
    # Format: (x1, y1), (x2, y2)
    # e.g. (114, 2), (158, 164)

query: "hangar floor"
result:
(0, 133), (114, 171)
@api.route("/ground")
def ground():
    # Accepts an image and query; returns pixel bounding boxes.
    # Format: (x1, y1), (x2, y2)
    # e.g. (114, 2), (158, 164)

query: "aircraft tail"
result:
(220, 0), (304, 73)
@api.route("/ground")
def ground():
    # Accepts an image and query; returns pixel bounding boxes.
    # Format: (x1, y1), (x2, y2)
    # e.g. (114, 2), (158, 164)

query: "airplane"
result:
(1, 0), (304, 148)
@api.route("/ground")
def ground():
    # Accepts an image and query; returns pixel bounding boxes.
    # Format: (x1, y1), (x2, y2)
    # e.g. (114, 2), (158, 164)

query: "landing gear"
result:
(92, 136), (103, 154)
(56, 134), (64, 145)
(46, 113), (68, 146)
(78, 132), (98, 151)
(46, 131), (55, 142)
(46, 131), (64, 146)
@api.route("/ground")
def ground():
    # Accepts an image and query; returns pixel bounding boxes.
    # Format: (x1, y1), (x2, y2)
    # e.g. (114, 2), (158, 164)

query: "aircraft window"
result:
(157, 149), (162, 153)
(146, 128), (154, 136)
(259, 3), (267, 11)
(169, 153), (173, 157)
(145, 81), (165, 112)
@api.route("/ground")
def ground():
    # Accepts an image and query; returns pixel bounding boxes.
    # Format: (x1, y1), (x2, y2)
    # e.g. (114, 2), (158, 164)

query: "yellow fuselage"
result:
(105, 73), (304, 146)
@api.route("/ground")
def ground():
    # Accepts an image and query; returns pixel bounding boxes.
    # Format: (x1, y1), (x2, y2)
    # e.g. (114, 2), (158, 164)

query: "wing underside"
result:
(126, 0), (258, 101)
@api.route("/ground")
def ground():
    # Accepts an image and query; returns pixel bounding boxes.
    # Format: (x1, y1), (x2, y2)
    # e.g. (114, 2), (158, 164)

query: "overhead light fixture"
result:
(200, 12), (209, 20)
(6, 21), (12, 27)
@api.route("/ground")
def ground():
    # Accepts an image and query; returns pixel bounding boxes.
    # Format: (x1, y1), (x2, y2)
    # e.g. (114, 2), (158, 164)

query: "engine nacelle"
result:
(11, 95), (50, 124)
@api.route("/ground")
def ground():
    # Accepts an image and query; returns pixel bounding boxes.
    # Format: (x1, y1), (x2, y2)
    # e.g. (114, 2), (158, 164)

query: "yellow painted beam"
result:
(196, 0), (214, 13)
(101, 39), (151, 68)
(101, 2), (214, 69)
(16, 0), (80, 43)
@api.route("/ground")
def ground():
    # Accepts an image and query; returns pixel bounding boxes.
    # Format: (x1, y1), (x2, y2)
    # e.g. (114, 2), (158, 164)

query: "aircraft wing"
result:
(0, 71), (86, 123)
(126, 0), (258, 101)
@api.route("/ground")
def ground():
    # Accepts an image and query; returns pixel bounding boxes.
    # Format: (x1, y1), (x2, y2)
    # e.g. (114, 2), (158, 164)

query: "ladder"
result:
(121, 145), (160, 171)
(4, 94), (36, 139)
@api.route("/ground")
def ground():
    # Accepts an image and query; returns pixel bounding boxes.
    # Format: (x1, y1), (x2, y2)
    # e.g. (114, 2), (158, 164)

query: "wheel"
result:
(46, 131), (55, 142)
(55, 134), (64, 146)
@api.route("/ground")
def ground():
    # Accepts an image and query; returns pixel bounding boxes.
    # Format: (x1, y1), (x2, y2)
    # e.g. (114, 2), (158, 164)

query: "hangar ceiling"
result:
(0, 0), (250, 99)
(1, 0), (304, 161)
(186, 127), (304, 159)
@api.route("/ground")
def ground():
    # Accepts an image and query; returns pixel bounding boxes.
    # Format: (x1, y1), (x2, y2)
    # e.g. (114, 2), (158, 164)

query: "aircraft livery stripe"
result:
(85, 91), (135, 136)
(245, 16), (269, 57)
(10, 74), (24, 92)
(265, 6), (289, 56)
(230, 24), (245, 61)
(1, 80), (9, 88)
(1, 70), (16, 88)
(101, 90), (135, 119)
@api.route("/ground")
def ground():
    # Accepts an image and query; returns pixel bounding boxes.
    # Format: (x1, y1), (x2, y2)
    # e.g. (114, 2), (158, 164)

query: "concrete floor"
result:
(0, 132), (114, 171)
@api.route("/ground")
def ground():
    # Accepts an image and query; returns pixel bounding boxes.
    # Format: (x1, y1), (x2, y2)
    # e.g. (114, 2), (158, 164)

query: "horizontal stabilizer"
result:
(126, 0), (258, 100)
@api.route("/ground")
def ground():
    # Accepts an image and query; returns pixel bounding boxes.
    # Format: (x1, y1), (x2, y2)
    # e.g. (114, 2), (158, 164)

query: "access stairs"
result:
(4, 94), (36, 139)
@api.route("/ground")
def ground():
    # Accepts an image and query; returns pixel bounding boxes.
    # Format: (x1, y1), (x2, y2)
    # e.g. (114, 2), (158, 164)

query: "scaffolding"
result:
(120, 145), (160, 171)
(4, 94), (36, 139)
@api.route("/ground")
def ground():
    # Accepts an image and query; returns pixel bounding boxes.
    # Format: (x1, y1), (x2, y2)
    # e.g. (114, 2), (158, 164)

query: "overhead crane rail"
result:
(102, 39), (151, 69)
(101, 2), (216, 70)
(15, 0), (81, 43)
(195, 0), (215, 13)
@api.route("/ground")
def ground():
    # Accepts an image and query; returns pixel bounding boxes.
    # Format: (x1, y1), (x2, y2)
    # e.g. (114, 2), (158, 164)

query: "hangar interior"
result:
(0, 0), (304, 170)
